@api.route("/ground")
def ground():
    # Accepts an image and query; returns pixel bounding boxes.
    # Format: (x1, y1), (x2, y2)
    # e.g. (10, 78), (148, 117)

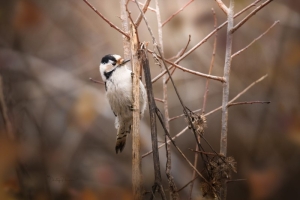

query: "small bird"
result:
(99, 54), (147, 153)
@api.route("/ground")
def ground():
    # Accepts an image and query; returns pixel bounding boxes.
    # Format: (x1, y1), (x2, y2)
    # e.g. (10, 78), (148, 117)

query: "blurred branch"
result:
(154, 0), (179, 198)
(82, 0), (130, 38)
(162, 0), (194, 27)
(135, 0), (152, 27)
(202, 9), (218, 114)
(232, 20), (279, 58)
(227, 101), (270, 108)
(214, 0), (229, 15)
(231, 0), (273, 33)
(0, 76), (14, 139)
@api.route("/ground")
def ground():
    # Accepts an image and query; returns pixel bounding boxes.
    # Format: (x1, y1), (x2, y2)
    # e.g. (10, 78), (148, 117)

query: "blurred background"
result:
(0, 0), (300, 199)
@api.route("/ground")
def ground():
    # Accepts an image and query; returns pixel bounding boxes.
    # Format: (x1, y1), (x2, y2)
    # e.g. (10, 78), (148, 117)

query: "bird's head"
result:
(99, 54), (130, 81)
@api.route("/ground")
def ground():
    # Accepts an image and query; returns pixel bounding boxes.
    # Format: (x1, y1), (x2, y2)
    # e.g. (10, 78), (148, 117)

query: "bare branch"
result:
(220, 0), (234, 157)
(142, 127), (189, 158)
(203, 8), (218, 114)
(83, 0), (130, 38)
(227, 101), (270, 108)
(134, 1), (156, 12)
(232, 20), (279, 58)
(148, 50), (225, 83)
(135, 0), (152, 27)
(214, 0), (229, 15)
(231, 0), (274, 33)
(162, 0), (194, 27)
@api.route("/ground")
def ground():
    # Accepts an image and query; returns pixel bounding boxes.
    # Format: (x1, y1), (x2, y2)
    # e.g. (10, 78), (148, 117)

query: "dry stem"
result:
(149, 50), (225, 83)
(232, 20), (279, 58)
(130, 23), (143, 200)
(231, 0), (274, 33)
(227, 101), (270, 107)
(135, 0), (152, 27)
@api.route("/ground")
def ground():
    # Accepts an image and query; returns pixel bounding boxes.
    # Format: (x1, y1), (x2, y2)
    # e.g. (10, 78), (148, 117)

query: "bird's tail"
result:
(115, 119), (132, 153)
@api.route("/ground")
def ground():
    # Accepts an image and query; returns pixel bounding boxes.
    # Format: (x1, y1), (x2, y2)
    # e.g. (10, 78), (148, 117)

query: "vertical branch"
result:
(130, 23), (143, 200)
(220, 0), (234, 199)
(141, 46), (166, 200)
(120, 0), (131, 59)
(155, 0), (179, 199)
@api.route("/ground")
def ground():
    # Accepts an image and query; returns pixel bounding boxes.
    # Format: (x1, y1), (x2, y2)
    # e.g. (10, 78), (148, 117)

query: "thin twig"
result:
(232, 20), (279, 58)
(165, 35), (191, 83)
(134, 1), (156, 12)
(162, 0), (194, 27)
(177, 175), (199, 192)
(135, 0), (152, 27)
(89, 77), (105, 85)
(82, 0), (130, 38)
(227, 101), (270, 107)
(148, 49), (225, 83)
(231, 0), (274, 33)
(189, 149), (221, 156)
(154, 98), (164, 103)
(142, 127), (189, 158)
(167, 35), (191, 61)
(202, 9), (218, 114)
(214, 0), (229, 15)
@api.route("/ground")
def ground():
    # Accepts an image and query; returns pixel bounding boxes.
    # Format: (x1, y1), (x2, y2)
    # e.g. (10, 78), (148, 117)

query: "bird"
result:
(99, 54), (147, 153)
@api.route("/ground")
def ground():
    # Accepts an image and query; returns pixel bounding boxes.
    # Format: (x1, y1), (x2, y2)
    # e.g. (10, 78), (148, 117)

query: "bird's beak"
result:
(121, 59), (130, 65)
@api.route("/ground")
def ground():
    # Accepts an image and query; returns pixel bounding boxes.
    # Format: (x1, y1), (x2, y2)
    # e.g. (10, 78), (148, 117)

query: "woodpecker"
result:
(99, 54), (147, 153)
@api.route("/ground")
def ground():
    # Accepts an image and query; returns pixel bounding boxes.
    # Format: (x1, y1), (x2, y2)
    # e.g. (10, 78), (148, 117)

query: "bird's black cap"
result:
(101, 54), (117, 64)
